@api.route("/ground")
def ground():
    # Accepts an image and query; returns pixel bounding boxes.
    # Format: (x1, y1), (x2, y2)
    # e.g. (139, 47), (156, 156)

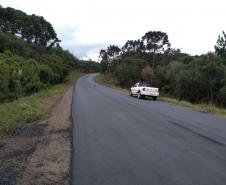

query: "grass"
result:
(159, 96), (226, 116)
(0, 70), (84, 138)
(95, 73), (226, 117)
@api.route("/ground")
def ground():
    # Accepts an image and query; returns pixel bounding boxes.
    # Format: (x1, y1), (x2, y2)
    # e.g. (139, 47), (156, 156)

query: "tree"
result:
(0, 6), (60, 48)
(0, 6), (80, 103)
(79, 60), (101, 73)
(141, 66), (155, 83)
(219, 86), (226, 107)
(97, 30), (226, 107)
(99, 45), (121, 73)
(0, 61), (10, 101)
(99, 49), (109, 73)
(142, 31), (170, 68)
(38, 64), (54, 85)
(215, 31), (226, 64)
(198, 54), (225, 104)
(178, 53), (225, 104)
(166, 61), (185, 98)
(122, 39), (145, 53)
(115, 57), (148, 87)
(107, 45), (121, 60)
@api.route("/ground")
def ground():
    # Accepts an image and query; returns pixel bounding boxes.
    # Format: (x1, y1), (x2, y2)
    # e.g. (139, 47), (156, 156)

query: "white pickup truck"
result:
(130, 82), (159, 100)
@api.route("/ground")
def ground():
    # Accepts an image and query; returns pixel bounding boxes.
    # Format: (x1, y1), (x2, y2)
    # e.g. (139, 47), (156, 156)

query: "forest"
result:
(0, 6), (99, 103)
(1, 5), (226, 108)
(99, 31), (226, 107)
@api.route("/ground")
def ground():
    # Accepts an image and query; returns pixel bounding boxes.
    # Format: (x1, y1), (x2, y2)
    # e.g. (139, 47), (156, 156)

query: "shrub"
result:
(38, 64), (54, 85)
(0, 61), (10, 101)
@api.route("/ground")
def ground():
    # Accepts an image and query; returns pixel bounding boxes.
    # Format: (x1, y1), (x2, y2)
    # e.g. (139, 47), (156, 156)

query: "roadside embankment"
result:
(0, 71), (83, 185)
(0, 71), (83, 138)
(95, 73), (226, 117)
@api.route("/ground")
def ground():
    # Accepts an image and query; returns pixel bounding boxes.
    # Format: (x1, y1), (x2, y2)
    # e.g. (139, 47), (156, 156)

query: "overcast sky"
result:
(1, 0), (226, 60)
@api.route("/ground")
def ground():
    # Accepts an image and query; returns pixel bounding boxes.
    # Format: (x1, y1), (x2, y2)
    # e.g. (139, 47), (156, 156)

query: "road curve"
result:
(71, 74), (226, 185)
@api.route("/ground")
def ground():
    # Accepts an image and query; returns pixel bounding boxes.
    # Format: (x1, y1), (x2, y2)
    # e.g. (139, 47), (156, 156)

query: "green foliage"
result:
(115, 57), (148, 87)
(0, 30), (31, 56)
(79, 60), (101, 73)
(0, 6), (60, 48)
(99, 49), (109, 73)
(107, 45), (121, 60)
(165, 61), (185, 97)
(0, 47), (79, 102)
(48, 46), (79, 68)
(39, 54), (71, 84)
(99, 45), (121, 73)
(142, 31), (170, 68)
(0, 6), (89, 137)
(215, 31), (226, 64)
(95, 73), (129, 93)
(96, 73), (226, 116)
(20, 59), (42, 95)
(122, 39), (145, 53)
(0, 61), (10, 101)
(0, 70), (84, 138)
(38, 64), (54, 85)
(177, 54), (225, 104)
(141, 66), (154, 83)
(0, 5), (83, 103)
(154, 53), (226, 104)
(219, 86), (226, 107)
(99, 30), (226, 107)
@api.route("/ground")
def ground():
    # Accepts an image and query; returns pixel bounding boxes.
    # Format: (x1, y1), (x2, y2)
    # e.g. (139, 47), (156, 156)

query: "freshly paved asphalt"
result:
(71, 74), (226, 185)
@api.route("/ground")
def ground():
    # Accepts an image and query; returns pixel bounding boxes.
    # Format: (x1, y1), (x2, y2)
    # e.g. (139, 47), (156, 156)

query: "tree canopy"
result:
(215, 31), (226, 64)
(99, 30), (226, 107)
(0, 6), (60, 48)
(142, 31), (170, 68)
(0, 5), (84, 103)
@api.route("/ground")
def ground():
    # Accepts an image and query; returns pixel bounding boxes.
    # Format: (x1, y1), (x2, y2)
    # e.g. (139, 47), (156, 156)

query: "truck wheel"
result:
(130, 91), (133, 96)
(138, 92), (142, 99)
(152, 96), (157, 101)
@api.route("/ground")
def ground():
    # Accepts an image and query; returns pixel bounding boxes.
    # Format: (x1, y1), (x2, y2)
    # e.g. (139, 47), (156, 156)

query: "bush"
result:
(38, 64), (54, 85)
(0, 7), (80, 103)
(141, 66), (155, 84)
(219, 86), (226, 107)
(115, 57), (148, 87)
(0, 61), (10, 101)
(39, 54), (71, 84)
(0, 51), (76, 103)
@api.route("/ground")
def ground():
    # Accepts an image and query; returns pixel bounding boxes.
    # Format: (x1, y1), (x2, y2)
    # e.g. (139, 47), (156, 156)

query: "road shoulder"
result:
(0, 87), (74, 185)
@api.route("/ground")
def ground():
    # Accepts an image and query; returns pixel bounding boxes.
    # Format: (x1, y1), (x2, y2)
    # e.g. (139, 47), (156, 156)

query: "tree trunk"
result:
(210, 87), (213, 105)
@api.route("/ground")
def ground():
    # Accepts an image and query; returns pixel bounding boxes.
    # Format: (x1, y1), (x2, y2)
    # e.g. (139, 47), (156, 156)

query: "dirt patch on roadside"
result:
(0, 87), (74, 185)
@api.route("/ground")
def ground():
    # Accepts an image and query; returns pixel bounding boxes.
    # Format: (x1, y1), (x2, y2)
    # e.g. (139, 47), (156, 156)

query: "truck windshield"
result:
(139, 83), (151, 87)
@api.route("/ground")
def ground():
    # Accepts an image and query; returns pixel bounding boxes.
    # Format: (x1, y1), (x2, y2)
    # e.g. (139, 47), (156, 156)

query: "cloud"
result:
(1, 0), (226, 60)
(62, 43), (110, 61)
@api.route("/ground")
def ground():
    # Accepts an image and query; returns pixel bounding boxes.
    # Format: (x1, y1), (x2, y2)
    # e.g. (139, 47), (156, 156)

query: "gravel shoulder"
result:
(0, 87), (74, 185)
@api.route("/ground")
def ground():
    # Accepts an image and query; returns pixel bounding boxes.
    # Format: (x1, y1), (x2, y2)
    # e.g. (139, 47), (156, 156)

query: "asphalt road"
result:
(71, 74), (226, 185)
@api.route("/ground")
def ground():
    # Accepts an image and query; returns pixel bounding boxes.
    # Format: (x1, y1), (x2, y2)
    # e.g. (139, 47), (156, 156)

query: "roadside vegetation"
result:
(0, 5), (100, 137)
(95, 73), (226, 116)
(95, 73), (129, 93)
(0, 70), (84, 138)
(0, 6), (80, 103)
(98, 31), (226, 111)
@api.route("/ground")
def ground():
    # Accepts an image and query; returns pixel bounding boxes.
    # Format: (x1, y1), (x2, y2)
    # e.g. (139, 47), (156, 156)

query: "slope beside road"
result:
(0, 70), (84, 185)
(72, 74), (226, 185)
